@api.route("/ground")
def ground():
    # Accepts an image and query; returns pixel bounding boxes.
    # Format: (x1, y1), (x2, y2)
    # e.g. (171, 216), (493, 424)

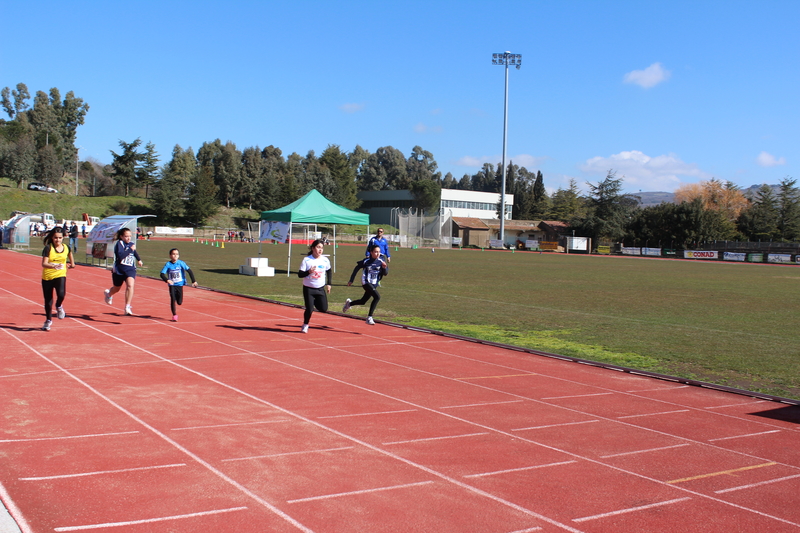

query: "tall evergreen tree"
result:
(136, 141), (160, 199)
(185, 166), (219, 225)
(35, 144), (62, 186)
(109, 138), (143, 197)
(776, 177), (800, 242)
(738, 184), (779, 241)
(320, 144), (359, 209)
(550, 179), (584, 222)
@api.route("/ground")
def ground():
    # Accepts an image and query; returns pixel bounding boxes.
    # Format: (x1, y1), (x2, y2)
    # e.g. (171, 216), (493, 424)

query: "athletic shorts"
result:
(112, 270), (134, 287)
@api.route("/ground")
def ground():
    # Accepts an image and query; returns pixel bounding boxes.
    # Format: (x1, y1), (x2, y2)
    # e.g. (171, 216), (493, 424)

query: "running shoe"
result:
(42, 320), (52, 331)
(125, 305), (133, 316)
(366, 317), (375, 325)
(104, 289), (112, 305)
(56, 307), (65, 319)
(301, 324), (309, 334)
(172, 315), (178, 322)
(342, 298), (352, 313)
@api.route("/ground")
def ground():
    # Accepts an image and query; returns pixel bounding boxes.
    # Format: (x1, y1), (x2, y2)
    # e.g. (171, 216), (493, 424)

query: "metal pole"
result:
(500, 59), (509, 244)
(75, 151), (79, 196)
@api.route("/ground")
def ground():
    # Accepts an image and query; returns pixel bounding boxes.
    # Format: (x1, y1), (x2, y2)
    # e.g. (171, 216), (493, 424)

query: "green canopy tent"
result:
(260, 189), (370, 276)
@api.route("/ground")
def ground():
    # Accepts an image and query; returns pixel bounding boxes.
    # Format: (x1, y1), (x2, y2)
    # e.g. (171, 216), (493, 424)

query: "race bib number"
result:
(169, 269), (183, 283)
(121, 254), (135, 267)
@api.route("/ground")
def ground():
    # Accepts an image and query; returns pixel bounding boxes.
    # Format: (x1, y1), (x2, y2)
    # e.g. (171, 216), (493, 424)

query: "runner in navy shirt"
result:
(343, 244), (388, 325)
(103, 227), (142, 315)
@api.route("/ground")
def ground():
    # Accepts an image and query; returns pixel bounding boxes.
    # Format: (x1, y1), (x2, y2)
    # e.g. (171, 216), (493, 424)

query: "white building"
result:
(357, 189), (513, 226)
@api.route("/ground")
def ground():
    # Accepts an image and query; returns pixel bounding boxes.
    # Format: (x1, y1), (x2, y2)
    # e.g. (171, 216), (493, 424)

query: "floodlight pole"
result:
(492, 51), (521, 245)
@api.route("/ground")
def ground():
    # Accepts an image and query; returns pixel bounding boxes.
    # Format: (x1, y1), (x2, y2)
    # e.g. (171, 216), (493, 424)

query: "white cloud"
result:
(623, 62), (671, 89)
(414, 122), (442, 134)
(454, 153), (545, 169)
(580, 150), (711, 191)
(756, 151), (786, 167)
(339, 103), (365, 114)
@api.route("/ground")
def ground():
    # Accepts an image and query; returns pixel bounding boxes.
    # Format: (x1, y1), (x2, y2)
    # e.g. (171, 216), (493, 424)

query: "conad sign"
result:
(684, 250), (719, 259)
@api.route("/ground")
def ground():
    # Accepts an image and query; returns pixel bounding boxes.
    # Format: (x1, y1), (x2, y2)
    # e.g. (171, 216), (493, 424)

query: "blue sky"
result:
(3, 0), (797, 194)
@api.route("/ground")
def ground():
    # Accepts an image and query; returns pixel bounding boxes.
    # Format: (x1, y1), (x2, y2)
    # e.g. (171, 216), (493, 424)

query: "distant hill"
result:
(632, 191), (675, 207)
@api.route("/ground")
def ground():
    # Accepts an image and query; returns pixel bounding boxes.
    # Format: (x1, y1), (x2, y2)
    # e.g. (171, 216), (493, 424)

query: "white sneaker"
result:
(342, 298), (352, 313)
(366, 317), (375, 325)
(104, 289), (112, 305)
(57, 307), (65, 319)
(124, 305), (133, 316)
(42, 320), (52, 331)
(301, 324), (309, 334)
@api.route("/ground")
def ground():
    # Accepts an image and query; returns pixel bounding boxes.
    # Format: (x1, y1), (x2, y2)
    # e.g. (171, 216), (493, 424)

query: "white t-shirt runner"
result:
(299, 255), (331, 288)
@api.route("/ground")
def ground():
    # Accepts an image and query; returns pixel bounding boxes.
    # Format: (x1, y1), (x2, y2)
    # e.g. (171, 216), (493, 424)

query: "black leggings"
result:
(42, 278), (66, 320)
(351, 283), (380, 316)
(302, 285), (328, 324)
(169, 285), (184, 315)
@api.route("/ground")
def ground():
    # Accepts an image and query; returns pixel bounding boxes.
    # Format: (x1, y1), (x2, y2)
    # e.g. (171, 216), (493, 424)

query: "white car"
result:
(28, 182), (59, 193)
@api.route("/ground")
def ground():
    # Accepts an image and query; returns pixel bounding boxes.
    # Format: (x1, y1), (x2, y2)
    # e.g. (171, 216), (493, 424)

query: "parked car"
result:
(28, 182), (59, 193)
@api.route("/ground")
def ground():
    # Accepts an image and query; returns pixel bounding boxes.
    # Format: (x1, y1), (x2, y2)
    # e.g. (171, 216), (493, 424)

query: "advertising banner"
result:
(597, 245), (611, 254)
(621, 247), (641, 255)
(489, 239), (504, 249)
(723, 252), (746, 262)
(767, 254), (792, 263)
(684, 250), (718, 259)
(88, 220), (128, 244)
(642, 247), (661, 257)
(569, 237), (588, 251)
(259, 221), (290, 242)
(525, 239), (539, 249)
(748, 253), (764, 262)
(155, 227), (194, 235)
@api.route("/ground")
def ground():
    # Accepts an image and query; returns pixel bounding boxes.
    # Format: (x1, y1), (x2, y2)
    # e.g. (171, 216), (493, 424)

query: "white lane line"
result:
(617, 409), (690, 419)
(54, 506), (248, 531)
(508, 528), (543, 533)
(512, 420), (599, 432)
(222, 446), (354, 462)
(316, 409), (417, 419)
(705, 401), (769, 410)
(440, 400), (525, 409)
(19, 463), (186, 481)
(383, 432), (488, 446)
(715, 474), (800, 494)
(572, 497), (690, 523)
(625, 385), (690, 393)
(600, 443), (691, 459)
(0, 479), (33, 533)
(465, 460), (577, 478)
(287, 481), (434, 504)
(171, 419), (290, 431)
(0, 431), (139, 443)
(708, 430), (781, 442)
(541, 392), (614, 400)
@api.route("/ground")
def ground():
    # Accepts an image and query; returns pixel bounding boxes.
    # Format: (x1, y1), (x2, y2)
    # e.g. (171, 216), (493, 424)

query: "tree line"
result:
(2, 82), (797, 248)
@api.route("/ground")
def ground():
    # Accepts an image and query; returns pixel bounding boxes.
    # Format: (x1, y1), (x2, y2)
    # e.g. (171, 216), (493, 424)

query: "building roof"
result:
(482, 219), (543, 232)
(452, 217), (489, 230)
(540, 220), (569, 232)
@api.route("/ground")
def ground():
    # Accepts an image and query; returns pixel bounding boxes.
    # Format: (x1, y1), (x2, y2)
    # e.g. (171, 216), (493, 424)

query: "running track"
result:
(1, 249), (798, 533)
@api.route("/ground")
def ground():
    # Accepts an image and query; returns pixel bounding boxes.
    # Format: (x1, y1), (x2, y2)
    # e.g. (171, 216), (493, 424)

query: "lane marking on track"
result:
(572, 497), (690, 523)
(625, 385), (690, 393)
(0, 431), (139, 443)
(600, 443), (691, 459)
(508, 528), (543, 533)
(171, 419), (291, 431)
(708, 430), (781, 442)
(456, 373), (537, 380)
(19, 463), (187, 481)
(440, 400), (525, 409)
(512, 420), (600, 432)
(715, 473), (800, 494)
(383, 432), (488, 446)
(465, 460), (577, 478)
(286, 481), (434, 504)
(617, 409), (690, 419)
(0, 479), (33, 533)
(317, 409), (417, 419)
(541, 392), (614, 400)
(668, 462), (777, 484)
(704, 400), (769, 410)
(54, 506), (248, 532)
(222, 446), (354, 462)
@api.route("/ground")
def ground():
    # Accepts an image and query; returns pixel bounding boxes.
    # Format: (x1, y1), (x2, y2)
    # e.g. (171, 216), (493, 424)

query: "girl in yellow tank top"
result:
(41, 227), (75, 330)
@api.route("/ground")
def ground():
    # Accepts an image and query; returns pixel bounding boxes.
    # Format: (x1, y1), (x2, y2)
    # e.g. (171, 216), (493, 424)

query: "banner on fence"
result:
(452, 237), (462, 246)
(622, 247), (641, 255)
(597, 245), (611, 254)
(767, 253), (792, 263)
(525, 239), (539, 249)
(540, 241), (558, 251)
(489, 239), (504, 249)
(684, 250), (718, 259)
(748, 253), (763, 262)
(642, 247), (661, 257)
(724, 252), (746, 262)
(155, 226), (193, 235)
(569, 237), (589, 251)
(260, 221), (290, 242)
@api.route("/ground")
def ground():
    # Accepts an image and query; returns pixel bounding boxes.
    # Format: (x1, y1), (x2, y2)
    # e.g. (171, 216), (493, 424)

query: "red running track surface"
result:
(1, 250), (799, 532)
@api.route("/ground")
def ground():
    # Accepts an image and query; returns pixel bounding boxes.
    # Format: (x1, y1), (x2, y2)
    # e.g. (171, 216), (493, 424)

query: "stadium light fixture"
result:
(491, 51), (521, 244)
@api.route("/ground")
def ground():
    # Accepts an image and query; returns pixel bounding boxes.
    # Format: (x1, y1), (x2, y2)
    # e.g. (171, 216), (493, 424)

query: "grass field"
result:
(59, 237), (800, 401)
